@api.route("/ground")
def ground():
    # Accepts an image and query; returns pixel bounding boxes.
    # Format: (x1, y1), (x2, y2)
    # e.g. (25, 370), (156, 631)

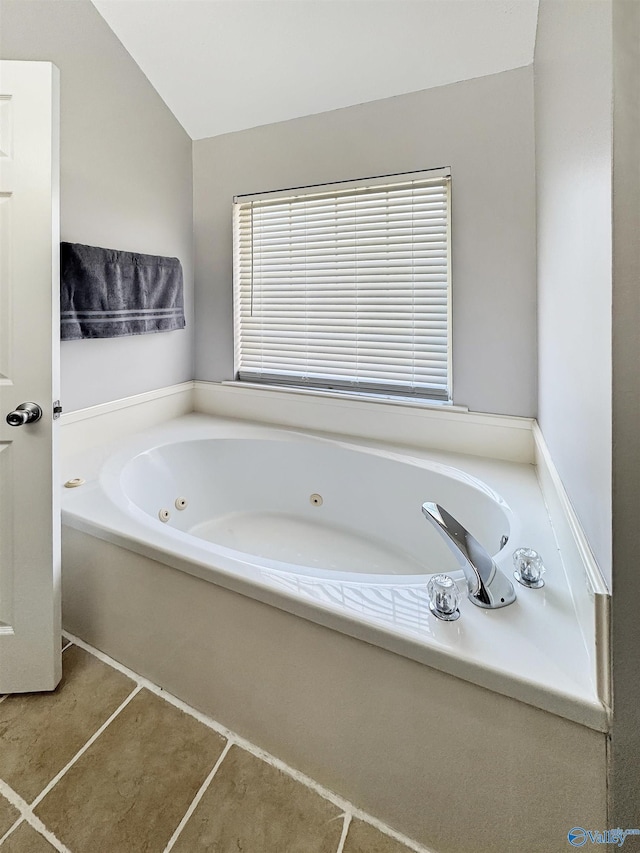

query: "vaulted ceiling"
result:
(92, 0), (539, 140)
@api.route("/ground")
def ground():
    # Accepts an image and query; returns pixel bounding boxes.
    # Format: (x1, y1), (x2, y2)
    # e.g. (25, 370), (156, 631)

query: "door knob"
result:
(6, 402), (42, 427)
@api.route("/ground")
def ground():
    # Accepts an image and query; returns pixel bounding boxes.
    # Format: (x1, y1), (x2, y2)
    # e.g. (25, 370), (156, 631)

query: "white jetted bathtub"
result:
(61, 413), (602, 727)
(113, 434), (515, 580)
(61, 412), (608, 852)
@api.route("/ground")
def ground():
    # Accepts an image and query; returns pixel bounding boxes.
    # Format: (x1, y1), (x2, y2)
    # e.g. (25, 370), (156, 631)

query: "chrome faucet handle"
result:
(422, 502), (516, 610)
(513, 547), (546, 588)
(427, 574), (461, 621)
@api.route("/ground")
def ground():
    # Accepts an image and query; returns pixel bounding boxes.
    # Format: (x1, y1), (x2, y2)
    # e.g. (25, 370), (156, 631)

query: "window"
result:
(233, 169), (451, 402)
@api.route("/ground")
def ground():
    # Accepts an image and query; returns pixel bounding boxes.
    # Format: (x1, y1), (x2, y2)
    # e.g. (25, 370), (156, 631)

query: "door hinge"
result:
(53, 400), (62, 420)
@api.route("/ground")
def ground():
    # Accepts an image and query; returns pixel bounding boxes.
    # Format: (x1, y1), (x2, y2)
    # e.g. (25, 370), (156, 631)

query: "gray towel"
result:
(60, 242), (185, 340)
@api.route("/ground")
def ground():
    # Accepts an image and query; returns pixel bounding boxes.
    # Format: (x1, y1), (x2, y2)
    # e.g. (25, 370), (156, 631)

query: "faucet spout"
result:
(421, 502), (516, 609)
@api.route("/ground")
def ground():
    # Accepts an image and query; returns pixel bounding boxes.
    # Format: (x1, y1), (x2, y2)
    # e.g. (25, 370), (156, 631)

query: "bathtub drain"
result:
(309, 494), (323, 506)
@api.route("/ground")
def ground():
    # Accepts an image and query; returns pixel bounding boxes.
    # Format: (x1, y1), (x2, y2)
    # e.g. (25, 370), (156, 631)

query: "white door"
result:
(0, 61), (61, 692)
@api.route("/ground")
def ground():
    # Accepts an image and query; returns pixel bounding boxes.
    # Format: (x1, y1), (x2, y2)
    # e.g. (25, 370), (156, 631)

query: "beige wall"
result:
(534, 0), (613, 584)
(193, 67), (537, 418)
(610, 0), (640, 827)
(0, 0), (194, 411)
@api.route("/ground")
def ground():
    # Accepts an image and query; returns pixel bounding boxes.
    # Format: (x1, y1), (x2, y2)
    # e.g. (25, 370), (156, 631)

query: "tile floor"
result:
(0, 637), (425, 853)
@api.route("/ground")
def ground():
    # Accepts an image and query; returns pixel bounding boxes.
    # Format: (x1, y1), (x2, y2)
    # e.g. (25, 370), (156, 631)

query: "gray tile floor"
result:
(0, 639), (423, 853)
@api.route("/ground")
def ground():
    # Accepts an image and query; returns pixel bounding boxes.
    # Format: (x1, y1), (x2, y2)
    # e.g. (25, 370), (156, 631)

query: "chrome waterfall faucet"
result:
(422, 502), (516, 609)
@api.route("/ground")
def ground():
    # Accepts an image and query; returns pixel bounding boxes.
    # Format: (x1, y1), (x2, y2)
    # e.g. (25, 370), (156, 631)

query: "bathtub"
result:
(60, 412), (608, 852)
(113, 431), (516, 579)
(62, 413), (602, 723)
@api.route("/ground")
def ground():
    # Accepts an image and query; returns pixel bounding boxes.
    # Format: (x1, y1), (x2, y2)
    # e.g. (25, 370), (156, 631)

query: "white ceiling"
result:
(92, 0), (539, 141)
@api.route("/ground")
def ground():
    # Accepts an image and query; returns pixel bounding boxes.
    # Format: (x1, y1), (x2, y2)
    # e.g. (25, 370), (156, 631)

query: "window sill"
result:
(221, 380), (468, 414)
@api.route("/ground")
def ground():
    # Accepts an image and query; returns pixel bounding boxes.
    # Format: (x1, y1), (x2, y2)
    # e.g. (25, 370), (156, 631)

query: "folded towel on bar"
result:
(60, 242), (186, 340)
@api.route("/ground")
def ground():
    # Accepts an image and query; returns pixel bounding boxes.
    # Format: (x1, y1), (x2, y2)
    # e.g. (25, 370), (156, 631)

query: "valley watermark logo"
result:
(568, 827), (640, 847)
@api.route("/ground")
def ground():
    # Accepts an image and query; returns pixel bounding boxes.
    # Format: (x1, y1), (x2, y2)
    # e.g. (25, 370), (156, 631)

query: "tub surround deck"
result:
(61, 413), (605, 732)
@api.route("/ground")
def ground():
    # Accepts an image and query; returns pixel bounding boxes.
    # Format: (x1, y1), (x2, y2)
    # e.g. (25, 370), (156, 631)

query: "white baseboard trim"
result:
(194, 381), (535, 463)
(533, 422), (610, 709)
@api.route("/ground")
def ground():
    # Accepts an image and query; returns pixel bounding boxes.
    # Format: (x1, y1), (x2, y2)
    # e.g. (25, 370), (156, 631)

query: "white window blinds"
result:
(233, 170), (451, 402)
